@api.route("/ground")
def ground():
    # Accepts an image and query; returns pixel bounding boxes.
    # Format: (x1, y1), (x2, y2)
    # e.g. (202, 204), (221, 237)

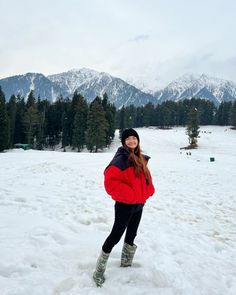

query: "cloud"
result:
(129, 34), (150, 42)
(200, 52), (214, 61)
(227, 55), (236, 65)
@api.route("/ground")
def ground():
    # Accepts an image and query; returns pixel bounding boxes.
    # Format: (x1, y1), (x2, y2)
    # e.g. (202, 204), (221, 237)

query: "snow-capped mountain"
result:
(47, 68), (156, 108)
(0, 73), (67, 102)
(0, 69), (156, 108)
(1, 70), (236, 107)
(48, 68), (100, 94)
(154, 73), (236, 105)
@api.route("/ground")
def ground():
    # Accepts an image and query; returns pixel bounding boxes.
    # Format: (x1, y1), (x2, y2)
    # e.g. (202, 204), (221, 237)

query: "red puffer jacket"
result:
(104, 147), (155, 204)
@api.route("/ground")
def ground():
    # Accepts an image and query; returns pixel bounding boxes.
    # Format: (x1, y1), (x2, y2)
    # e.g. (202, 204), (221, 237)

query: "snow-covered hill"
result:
(0, 127), (236, 295)
(155, 73), (236, 105)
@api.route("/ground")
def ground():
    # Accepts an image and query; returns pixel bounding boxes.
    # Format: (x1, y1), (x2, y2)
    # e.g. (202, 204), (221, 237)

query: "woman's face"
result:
(125, 136), (138, 150)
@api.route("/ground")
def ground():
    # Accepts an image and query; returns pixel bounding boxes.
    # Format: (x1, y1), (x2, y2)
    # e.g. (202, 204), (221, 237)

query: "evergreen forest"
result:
(0, 86), (236, 152)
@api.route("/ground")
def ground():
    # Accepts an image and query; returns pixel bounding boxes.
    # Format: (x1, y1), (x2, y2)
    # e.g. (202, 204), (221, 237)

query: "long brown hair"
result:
(127, 144), (151, 185)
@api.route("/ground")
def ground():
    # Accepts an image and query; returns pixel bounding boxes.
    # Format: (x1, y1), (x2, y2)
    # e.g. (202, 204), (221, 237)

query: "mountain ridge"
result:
(1, 69), (236, 107)
(155, 73), (236, 106)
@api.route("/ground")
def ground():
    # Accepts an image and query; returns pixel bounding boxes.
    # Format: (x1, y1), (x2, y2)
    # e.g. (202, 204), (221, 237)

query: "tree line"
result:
(0, 87), (116, 152)
(116, 98), (236, 129)
(0, 86), (236, 152)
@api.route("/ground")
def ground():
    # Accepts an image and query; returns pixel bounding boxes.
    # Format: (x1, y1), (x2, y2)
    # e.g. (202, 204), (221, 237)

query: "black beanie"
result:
(121, 128), (140, 146)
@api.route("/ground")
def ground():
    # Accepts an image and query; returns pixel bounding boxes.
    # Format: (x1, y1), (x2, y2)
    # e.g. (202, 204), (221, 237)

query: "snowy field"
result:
(0, 126), (236, 295)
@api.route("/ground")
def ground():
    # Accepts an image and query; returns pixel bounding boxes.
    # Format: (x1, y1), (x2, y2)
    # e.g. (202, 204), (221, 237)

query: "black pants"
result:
(102, 202), (144, 253)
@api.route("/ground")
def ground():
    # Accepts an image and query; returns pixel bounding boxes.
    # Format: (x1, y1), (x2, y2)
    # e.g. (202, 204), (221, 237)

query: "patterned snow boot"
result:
(93, 250), (110, 287)
(120, 242), (137, 267)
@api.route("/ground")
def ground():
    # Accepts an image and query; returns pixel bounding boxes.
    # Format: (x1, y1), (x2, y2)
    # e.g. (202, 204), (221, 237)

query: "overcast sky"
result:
(1, 0), (236, 89)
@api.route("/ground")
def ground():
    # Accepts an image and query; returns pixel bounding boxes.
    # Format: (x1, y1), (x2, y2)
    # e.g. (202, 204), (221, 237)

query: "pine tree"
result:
(24, 91), (39, 145)
(216, 101), (232, 125)
(62, 111), (70, 151)
(0, 87), (9, 152)
(46, 96), (65, 149)
(14, 95), (26, 144)
(72, 95), (88, 151)
(68, 91), (83, 146)
(198, 100), (215, 125)
(160, 104), (172, 128)
(36, 99), (48, 150)
(118, 106), (126, 139)
(102, 93), (116, 147)
(7, 95), (17, 148)
(186, 107), (200, 148)
(162, 101), (178, 126)
(86, 97), (108, 152)
(26, 90), (36, 108)
(177, 101), (188, 126)
(230, 100), (236, 129)
(143, 103), (154, 127)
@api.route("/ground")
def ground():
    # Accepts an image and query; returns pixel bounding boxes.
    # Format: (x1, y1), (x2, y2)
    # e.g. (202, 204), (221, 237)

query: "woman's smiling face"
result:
(125, 136), (138, 150)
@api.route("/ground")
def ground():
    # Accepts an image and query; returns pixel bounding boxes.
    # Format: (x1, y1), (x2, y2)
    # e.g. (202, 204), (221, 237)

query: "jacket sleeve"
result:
(148, 171), (155, 196)
(104, 165), (135, 202)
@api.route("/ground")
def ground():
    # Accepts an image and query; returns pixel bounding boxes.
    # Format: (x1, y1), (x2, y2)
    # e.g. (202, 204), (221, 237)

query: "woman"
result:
(93, 128), (155, 287)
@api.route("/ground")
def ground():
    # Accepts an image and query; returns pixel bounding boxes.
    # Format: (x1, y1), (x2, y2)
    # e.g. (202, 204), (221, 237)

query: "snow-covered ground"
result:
(0, 126), (236, 295)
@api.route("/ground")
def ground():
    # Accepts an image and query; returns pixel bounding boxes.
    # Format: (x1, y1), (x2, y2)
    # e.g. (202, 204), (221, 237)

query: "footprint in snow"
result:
(53, 278), (76, 294)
